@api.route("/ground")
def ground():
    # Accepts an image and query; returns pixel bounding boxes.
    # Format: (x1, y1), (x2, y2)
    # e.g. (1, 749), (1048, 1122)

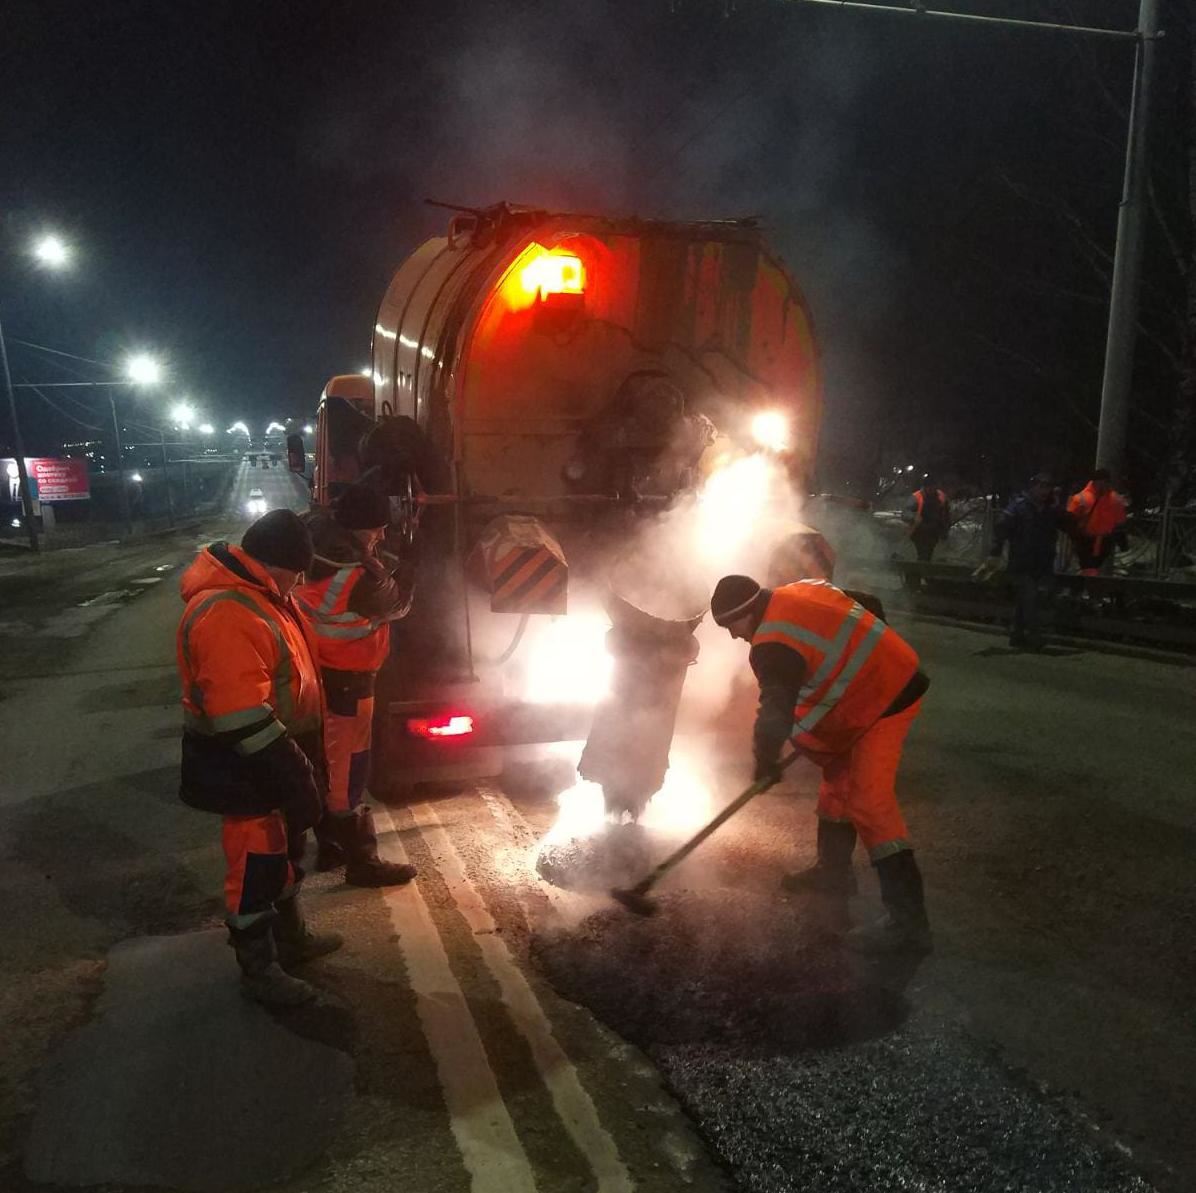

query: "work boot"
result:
(273, 893), (344, 969)
(228, 919), (318, 1007)
(313, 817), (346, 872)
(781, 819), (859, 895)
(845, 849), (933, 955)
(335, 808), (418, 888)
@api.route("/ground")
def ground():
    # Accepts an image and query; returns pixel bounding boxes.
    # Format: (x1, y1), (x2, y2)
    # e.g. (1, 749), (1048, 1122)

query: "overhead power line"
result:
(8, 338), (108, 368)
(24, 385), (104, 431)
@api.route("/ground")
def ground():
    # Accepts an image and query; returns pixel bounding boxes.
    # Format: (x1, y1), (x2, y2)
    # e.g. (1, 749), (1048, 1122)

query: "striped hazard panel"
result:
(489, 546), (568, 614)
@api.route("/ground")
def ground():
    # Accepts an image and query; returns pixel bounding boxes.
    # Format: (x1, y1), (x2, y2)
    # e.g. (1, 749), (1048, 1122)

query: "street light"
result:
(265, 421), (286, 434)
(124, 353), (163, 386)
(1, 230), (77, 551)
(303, 424), (313, 435)
(227, 421), (249, 435)
(198, 423), (214, 435)
(108, 352), (164, 536)
(32, 234), (71, 269)
(171, 401), (195, 429)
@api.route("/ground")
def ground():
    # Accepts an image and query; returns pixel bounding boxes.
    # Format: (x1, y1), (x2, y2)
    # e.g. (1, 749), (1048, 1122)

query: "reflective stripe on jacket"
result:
(294, 565), (390, 673)
(178, 544), (323, 754)
(751, 581), (920, 754)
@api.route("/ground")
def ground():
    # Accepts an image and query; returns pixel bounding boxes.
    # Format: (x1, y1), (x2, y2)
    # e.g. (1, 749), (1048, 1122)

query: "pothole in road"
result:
(531, 889), (907, 1054)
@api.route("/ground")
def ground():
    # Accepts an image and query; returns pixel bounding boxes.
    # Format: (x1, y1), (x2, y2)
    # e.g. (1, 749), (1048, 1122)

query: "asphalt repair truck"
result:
(305, 201), (825, 809)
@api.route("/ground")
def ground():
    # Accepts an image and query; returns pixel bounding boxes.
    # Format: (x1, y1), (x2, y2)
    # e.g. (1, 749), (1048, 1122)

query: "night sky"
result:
(2, 0), (1186, 494)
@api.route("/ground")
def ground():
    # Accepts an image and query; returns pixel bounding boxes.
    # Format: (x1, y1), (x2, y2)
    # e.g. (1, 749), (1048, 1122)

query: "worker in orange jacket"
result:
(1067, 468), (1127, 576)
(711, 574), (932, 954)
(905, 479), (951, 563)
(295, 483), (417, 887)
(177, 511), (342, 1006)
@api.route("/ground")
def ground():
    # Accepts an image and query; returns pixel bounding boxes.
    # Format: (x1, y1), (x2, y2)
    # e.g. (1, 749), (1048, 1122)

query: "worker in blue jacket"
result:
(976, 473), (1075, 650)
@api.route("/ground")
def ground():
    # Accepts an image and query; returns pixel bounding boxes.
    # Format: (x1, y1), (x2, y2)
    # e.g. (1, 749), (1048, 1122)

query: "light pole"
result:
(1, 233), (74, 551)
(0, 319), (39, 550)
(778, 0), (1157, 477)
(9, 350), (166, 539)
(1095, 0), (1162, 476)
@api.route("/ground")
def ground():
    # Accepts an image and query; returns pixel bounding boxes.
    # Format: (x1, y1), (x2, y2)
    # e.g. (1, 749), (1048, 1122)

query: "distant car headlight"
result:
(246, 498), (267, 515)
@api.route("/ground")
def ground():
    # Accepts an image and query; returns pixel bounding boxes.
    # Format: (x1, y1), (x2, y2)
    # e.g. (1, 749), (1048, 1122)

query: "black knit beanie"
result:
(710, 575), (763, 626)
(334, 483), (391, 531)
(241, 509), (314, 573)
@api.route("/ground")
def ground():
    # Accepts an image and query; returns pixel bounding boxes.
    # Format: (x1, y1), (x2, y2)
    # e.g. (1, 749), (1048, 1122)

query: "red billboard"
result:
(3, 457), (91, 503)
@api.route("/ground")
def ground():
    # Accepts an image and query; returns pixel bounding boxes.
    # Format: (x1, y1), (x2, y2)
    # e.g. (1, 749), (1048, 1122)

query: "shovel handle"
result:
(637, 750), (802, 892)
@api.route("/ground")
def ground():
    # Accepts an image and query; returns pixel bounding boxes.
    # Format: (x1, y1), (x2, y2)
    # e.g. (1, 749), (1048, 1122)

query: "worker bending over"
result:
(177, 511), (341, 1006)
(296, 482), (416, 887)
(711, 574), (932, 954)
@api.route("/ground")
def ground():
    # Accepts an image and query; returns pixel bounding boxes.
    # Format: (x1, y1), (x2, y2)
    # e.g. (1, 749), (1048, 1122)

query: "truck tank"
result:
(312, 202), (821, 796)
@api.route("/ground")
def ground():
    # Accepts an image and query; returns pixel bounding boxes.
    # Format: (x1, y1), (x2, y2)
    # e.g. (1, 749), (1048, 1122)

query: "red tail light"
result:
(407, 714), (475, 740)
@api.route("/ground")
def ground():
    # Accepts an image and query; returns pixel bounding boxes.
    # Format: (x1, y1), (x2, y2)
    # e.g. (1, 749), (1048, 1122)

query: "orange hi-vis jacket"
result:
(294, 565), (390, 674)
(1067, 483), (1127, 539)
(752, 581), (920, 755)
(178, 543), (323, 758)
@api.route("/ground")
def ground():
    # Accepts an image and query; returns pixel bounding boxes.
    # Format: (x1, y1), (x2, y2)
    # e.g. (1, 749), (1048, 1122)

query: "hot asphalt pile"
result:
(536, 826), (659, 893)
(532, 886), (1155, 1193)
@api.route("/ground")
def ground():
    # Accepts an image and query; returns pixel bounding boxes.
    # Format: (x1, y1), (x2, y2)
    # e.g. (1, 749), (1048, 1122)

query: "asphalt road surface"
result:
(1, 530), (1193, 1193)
(226, 456), (311, 518)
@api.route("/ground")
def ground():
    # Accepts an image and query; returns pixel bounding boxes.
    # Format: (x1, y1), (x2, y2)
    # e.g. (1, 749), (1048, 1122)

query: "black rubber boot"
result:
(228, 919), (318, 1007)
(781, 819), (859, 895)
(845, 849), (933, 955)
(273, 893), (344, 969)
(337, 808), (418, 888)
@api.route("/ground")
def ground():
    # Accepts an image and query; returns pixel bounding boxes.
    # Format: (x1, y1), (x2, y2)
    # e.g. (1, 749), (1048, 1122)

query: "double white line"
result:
(373, 802), (633, 1193)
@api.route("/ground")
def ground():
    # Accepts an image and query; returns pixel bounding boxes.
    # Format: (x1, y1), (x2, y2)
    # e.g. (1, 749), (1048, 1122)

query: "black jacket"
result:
(990, 493), (1073, 577)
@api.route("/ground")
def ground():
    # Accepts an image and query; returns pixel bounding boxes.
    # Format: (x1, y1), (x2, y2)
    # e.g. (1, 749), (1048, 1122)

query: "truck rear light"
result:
(407, 714), (475, 740)
(520, 248), (585, 298)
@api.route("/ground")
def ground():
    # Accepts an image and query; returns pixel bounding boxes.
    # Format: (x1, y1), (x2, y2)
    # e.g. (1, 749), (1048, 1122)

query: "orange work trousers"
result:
(807, 699), (921, 861)
(221, 810), (306, 927)
(324, 695), (375, 816)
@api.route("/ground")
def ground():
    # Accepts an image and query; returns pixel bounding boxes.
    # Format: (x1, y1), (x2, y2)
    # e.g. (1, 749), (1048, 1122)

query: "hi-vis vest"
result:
(295, 565), (390, 673)
(752, 581), (919, 753)
(178, 546), (323, 756)
(1067, 484), (1126, 539)
(912, 488), (949, 531)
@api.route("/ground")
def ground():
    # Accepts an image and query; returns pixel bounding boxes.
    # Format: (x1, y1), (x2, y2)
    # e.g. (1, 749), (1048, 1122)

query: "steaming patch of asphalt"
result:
(535, 825), (658, 893)
(531, 887), (1155, 1193)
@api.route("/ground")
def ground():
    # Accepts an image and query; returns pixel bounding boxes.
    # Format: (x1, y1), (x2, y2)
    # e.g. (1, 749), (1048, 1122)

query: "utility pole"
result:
(0, 317), (40, 551)
(769, 0), (1160, 477)
(1095, 0), (1162, 478)
(107, 391), (134, 539)
(158, 429), (177, 526)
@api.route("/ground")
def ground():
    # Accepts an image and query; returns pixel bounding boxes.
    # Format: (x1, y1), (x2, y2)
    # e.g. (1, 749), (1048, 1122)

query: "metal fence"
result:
(0, 459), (237, 550)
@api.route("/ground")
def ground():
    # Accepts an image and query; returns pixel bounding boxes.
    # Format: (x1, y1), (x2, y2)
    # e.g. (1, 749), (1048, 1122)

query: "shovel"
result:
(610, 750), (801, 916)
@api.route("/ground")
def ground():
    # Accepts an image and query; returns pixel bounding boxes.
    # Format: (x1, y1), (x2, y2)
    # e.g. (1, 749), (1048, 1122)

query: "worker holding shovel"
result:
(710, 575), (932, 954)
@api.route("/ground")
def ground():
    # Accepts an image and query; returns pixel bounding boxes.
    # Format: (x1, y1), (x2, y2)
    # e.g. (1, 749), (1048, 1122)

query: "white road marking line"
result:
(131, 577), (164, 585)
(477, 789), (578, 923)
(77, 589), (133, 607)
(413, 802), (634, 1193)
(370, 804), (538, 1193)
